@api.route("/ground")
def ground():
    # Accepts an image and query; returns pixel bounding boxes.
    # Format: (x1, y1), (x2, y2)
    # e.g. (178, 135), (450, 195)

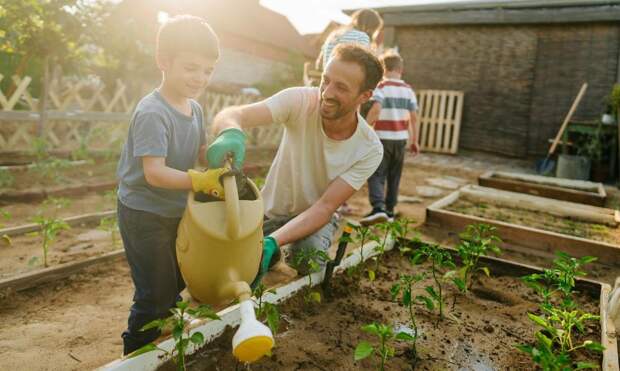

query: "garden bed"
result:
(427, 185), (620, 267)
(479, 171), (607, 206)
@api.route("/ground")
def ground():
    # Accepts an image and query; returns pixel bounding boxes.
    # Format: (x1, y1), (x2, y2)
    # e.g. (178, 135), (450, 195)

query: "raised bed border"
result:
(0, 210), (115, 237)
(426, 186), (620, 266)
(479, 171), (607, 207)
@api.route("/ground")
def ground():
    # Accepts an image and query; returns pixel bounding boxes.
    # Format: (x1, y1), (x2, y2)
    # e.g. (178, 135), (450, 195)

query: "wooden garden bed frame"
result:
(479, 171), (607, 207)
(426, 185), (620, 266)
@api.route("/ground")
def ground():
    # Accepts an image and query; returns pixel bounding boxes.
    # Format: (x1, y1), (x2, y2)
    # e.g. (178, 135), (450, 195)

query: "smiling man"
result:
(208, 44), (384, 280)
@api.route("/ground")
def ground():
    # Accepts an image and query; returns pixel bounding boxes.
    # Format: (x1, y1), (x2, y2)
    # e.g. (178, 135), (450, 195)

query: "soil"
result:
(445, 199), (620, 245)
(180, 250), (603, 371)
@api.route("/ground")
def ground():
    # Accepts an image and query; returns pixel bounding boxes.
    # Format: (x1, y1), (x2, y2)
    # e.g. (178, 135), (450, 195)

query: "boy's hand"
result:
(251, 236), (280, 289)
(188, 168), (227, 198)
(409, 141), (420, 156)
(206, 128), (246, 169)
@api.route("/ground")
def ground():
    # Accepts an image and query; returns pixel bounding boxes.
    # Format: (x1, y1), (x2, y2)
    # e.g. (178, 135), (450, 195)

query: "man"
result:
(206, 44), (384, 278)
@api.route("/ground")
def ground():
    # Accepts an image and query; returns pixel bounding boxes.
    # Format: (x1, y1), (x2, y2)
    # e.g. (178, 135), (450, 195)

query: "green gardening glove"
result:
(206, 128), (246, 169)
(251, 236), (280, 289)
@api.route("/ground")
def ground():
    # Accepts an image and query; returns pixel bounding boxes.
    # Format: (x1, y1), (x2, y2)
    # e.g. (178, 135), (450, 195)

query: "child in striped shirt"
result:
(361, 51), (419, 225)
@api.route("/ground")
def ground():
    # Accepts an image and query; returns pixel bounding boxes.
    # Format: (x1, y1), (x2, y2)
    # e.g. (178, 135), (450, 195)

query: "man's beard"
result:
(320, 98), (348, 120)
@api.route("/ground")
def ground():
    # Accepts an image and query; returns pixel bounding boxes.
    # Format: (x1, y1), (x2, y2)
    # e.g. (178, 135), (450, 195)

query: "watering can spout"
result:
(223, 167), (240, 240)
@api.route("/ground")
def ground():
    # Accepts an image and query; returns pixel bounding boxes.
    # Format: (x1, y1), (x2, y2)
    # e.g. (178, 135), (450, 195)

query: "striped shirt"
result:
(371, 78), (418, 140)
(322, 29), (370, 68)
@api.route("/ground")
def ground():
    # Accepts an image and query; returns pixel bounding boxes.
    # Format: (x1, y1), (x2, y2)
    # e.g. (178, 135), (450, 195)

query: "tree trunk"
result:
(37, 56), (50, 137)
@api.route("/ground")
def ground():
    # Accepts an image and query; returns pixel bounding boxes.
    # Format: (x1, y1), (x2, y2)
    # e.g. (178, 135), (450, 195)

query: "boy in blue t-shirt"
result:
(116, 15), (246, 355)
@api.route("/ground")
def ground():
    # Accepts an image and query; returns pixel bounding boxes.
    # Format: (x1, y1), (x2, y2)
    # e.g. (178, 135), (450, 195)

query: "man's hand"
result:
(251, 236), (280, 288)
(206, 128), (246, 169)
(187, 168), (227, 198)
(409, 141), (420, 156)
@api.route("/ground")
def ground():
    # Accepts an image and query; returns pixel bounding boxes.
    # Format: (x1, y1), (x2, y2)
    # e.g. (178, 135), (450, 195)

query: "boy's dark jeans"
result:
(368, 139), (407, 212)
(117, 200), (185, 355)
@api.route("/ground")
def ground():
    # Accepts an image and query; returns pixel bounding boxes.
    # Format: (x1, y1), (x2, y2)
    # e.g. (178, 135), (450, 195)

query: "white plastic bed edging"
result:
(99, 237), (396, 371)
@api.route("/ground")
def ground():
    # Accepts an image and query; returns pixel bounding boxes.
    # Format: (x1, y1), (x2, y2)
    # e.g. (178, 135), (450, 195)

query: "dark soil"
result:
(176, 250), (603, 371)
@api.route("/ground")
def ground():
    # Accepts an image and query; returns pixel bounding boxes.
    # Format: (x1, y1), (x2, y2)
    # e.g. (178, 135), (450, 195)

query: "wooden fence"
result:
(0, 74), (282, 153)
(416, 89), (464, 154)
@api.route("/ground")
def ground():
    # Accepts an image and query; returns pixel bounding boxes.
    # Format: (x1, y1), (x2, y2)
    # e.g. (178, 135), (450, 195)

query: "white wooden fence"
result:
(0, 74), (282, 152)
(416, 89), (464, 154)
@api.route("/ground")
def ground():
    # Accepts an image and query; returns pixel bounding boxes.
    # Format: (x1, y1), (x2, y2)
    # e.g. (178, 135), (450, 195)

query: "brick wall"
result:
(394, 23), (620, 157)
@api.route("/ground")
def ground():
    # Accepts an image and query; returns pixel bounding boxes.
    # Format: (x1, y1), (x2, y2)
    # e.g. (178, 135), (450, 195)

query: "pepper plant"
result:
(31, 215), (70, 267)
(132, 300), (221, 371)
(390, 273), (428, 360)
(390, 218), (416, 256)
(42, 196), (71, 217)
(368, 222), (391, 281)
(350, 224), (376, 275)
(447, 223), (502, 293)
(292, 247), (329, 303)
(354, 322), (413, 371)
(411, 243), (455, 321)
(252, 282), (280, 335)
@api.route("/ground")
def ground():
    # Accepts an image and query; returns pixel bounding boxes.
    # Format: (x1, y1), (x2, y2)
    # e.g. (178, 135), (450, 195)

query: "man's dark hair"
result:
(331, 44), (384, 93)
(156, 15), (220, 60)
(381, 51), (403, 72)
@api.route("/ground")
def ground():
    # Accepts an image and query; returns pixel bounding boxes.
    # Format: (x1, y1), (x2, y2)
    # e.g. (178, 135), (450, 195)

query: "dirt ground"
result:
(180, 250), (602, 371)
(0, 151), (617, 370)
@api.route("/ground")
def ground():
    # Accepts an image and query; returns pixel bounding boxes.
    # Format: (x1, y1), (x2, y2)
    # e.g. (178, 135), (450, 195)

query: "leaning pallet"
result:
(479, 171), (607, 206)
(426, 185), (620, 266)
(416, 89), (464, 154)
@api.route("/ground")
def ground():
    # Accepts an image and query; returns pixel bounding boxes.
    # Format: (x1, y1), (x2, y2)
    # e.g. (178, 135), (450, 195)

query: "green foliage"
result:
(350, 224), (377, 277)
(522, 252), (597, 310)
(607, 83), (620, 118)
(0, 168), (14, 188)
(253, 52), (305, 97)
(132, 300), (220, 371)
(448, 224), (502, 293)
(390, 273), (426, 360)
(368, 222), (392, 281)
(98, 215), (119, 248)
(292, 247), (329, 303)
(253, 177), (265, 189)
(42, 196), (71, 217)
(354, 323), (412, 371)
(411, 243), (455, 321)
(31, 215), (69, 267)
(252, 282), (280, 335)
(390, 218), (416, 256)
(30, 158), (72, 183)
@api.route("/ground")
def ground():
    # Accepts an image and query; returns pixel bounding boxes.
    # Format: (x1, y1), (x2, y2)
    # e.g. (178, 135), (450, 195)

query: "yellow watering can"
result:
(176, 167), (274, 363)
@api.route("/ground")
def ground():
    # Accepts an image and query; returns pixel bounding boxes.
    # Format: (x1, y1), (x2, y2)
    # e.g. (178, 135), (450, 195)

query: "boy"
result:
(116, 15), (227, 355)
(361, 51), (419, 226)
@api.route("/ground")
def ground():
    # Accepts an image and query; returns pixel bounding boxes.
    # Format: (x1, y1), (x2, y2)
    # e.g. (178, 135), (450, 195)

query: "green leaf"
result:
(189, 331), (204, 345)
(416, 295), (435, 310)
(361, 323), (379, 335)
(354, 341), (374, 361)
(176, 301), (189, 310)
(309, 291), (321, 303)
(480, 266), (490, 277)
(527, 313), (549, 329)
(395, 331), (415, 341)
(140, 319), (166, 332)
(368, 270), (375, 281)
(582, 340), (605, 352)
(172, 326), (183, 340)
(128, 343), (159, 358)
(452, 278), (467, 292)
(575, 361), (601, 370)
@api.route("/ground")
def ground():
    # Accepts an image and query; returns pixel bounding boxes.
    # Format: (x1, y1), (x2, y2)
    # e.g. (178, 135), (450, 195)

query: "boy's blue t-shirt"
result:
(117, 90), (205, 218)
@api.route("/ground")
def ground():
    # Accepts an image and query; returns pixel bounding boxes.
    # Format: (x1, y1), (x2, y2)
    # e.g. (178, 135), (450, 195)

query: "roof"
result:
(346, 0), (620, 26)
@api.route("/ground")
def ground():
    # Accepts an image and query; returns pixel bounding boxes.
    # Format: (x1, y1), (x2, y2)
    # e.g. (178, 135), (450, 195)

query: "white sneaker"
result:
(360, 209), (389, 226)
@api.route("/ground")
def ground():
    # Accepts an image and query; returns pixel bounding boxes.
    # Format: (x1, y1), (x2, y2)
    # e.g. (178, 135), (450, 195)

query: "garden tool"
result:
(536, 83), (588, 175)
(321, 222), (353, 298)
(176, 161), (274, 363)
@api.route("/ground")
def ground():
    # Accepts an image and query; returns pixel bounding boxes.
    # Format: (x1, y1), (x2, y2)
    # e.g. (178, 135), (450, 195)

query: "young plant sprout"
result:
(354, 322), (413, 371)
(390, 218), (416, 256)
(31, 215), (70, 267)
(98, 215), (119, 248)
(368, 222), (391, 281)
(292, 247), (329, 303)
(252, 282), (280, 335)
(411, 243), (455, 321)
(390, 273), (427, 360)
(42, 197), (71, 217)
(350, 224), (374, 275)
(449, 223), (502, 293)
(132, 300), (220, 371)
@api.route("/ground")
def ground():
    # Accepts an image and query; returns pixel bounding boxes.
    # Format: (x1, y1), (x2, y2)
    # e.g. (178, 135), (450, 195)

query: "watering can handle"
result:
(223, 159), (240, 240)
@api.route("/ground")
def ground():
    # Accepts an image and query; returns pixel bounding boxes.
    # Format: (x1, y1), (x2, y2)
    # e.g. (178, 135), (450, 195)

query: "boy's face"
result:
(319, 58), (372, 120)
(158, 51), (217, 99)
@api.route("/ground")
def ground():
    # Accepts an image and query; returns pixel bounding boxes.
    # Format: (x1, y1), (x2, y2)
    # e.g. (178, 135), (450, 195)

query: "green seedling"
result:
(0, 209), (11, 228)
(390, 273), (427, 359)
(522, 252), (597, 310)
(42, 197), (71, 217)
(518, 307), (604, 369)
(390, 218), (417, 256)
(0, 168), (14, 188)
(31, 215), (70, 267)
(368, 222), (391, 281)
(98, 215), (119, 248)
(354, 322), (413, 371)
(132, 300), (220, 371)
(30, 158), (72, 183)
(411, 243), (455, 321)
(31, 137), (49, 161)
(292, 247), (329, 303)
(252, 282), (280, 335)
(448, 223), (502, 293)
(351, 224), (374, 270)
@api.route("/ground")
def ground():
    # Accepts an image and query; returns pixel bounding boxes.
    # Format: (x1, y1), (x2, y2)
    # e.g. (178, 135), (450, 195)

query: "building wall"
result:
(394, 22), (620, 157)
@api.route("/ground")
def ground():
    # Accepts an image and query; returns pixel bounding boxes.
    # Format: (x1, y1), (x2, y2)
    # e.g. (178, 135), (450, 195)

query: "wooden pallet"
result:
(479, 171), (607, 206)
(417, 89), (464, 154)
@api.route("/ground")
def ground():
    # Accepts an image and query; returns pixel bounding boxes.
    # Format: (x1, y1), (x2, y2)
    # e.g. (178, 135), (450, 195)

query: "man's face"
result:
(319, 58), (371, 120)
(159, 51), (217, 99)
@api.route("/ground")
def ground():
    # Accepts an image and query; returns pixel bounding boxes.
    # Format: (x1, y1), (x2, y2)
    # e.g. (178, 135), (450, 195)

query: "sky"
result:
(259, 0), (474, 34)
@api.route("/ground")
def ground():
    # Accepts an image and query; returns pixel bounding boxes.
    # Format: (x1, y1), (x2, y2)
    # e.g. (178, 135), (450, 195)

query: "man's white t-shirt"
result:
(262, 87), (383, 218)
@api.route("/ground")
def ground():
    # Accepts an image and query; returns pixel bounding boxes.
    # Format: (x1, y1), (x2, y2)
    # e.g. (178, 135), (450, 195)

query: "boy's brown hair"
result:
(380, 51), (403, 72)
(156, 15), (220, 60)
(331, 44), (384, 93)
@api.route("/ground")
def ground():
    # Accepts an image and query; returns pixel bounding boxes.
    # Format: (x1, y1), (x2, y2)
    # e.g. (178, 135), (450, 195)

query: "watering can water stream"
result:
(176, 165), (274, 362)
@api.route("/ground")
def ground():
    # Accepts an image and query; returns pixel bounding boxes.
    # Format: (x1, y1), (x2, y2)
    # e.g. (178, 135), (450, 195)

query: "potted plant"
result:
(576, 124), (604, 182)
